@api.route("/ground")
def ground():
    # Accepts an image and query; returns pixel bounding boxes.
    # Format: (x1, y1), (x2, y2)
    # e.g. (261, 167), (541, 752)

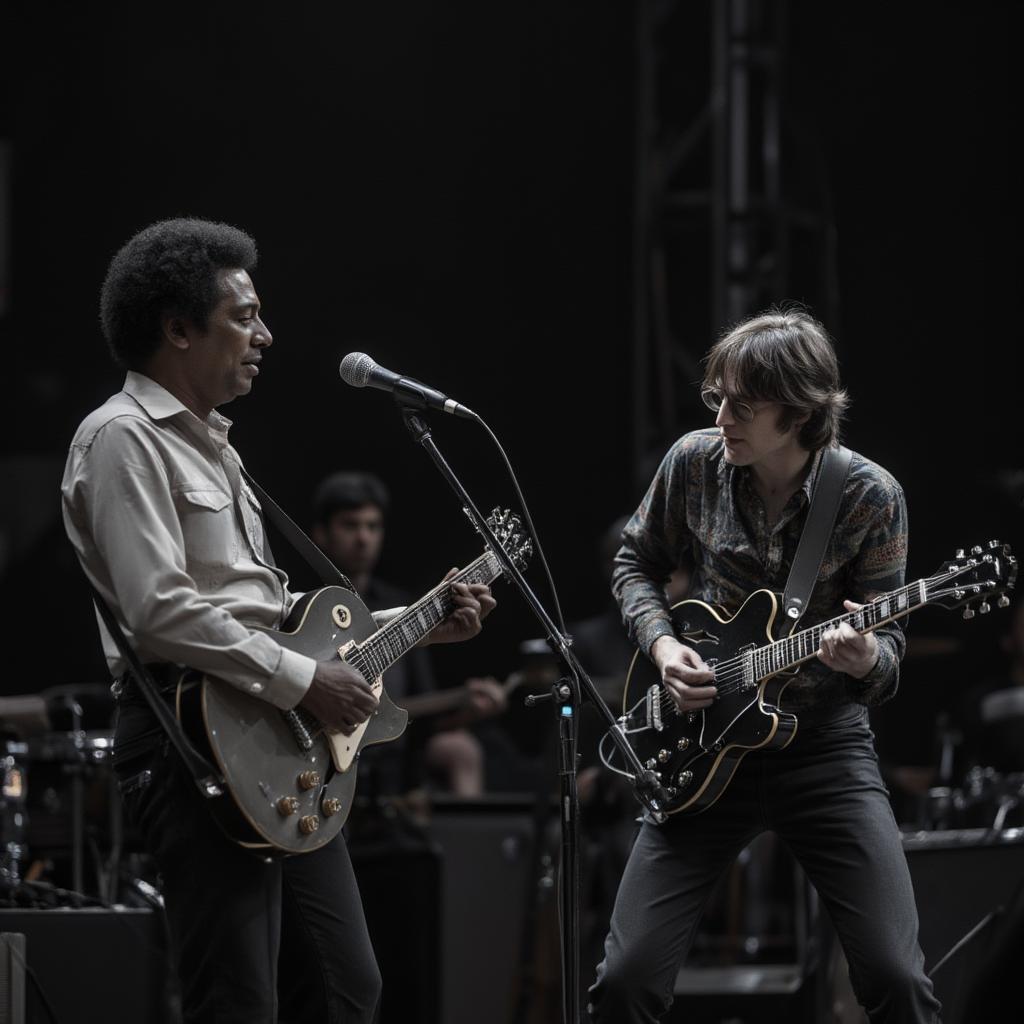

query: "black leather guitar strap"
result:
(780, 445), (853, 629)
(240, 469), (356, 591)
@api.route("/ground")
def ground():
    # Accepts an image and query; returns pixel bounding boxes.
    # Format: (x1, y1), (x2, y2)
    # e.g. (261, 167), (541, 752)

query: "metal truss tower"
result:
(631, 0), (839, 486)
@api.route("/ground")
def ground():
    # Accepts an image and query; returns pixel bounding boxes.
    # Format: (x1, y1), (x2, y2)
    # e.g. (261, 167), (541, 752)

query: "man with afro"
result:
(62, 218), (495, 1022)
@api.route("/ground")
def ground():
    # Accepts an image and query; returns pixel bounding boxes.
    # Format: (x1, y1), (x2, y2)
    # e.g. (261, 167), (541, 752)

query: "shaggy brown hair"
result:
(702, 307), (849, 450)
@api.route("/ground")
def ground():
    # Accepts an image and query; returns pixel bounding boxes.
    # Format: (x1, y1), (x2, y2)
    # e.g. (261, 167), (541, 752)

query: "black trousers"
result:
(115, 697), (382, 1024)
(587, 704), (942, 1023)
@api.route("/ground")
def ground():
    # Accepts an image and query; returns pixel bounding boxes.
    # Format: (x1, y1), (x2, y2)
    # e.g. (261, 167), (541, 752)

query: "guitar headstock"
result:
(485, 507), (533, 572)
(926, 540), (1017, 618)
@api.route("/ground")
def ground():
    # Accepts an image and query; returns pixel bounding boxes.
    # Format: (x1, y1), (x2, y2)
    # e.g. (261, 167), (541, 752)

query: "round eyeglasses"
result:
(700, 386), (756, 423)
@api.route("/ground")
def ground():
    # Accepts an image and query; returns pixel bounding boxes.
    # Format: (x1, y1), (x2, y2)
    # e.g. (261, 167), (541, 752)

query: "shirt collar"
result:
(715, 435), (822, 507)
(123, 371), (233, 439)
(799, 448), (825, 503)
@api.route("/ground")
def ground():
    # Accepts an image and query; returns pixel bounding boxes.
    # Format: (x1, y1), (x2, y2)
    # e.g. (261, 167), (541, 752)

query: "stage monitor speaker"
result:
(1, 932), (26, 1024)
(904, 828), (1024, 1024)
(427, 798), (538, 1024)
(0, 907), (173, 1024)
(350, 835), (442, 1024)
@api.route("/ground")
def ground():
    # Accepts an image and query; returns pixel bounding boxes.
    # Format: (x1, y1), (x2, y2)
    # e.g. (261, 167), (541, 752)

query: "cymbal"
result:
(40, 682), (116, 704)
(981, 687), (1024, 723)
(0, 694), (52, 738)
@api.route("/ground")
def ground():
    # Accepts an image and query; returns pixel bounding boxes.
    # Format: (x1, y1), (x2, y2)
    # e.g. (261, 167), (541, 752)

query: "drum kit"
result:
(923, 685), (1024, 834)
(0, 683), (141, 907)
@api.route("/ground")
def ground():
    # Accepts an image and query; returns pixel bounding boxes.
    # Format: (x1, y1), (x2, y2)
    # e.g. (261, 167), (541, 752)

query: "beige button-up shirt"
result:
(61, 372), (316, 709)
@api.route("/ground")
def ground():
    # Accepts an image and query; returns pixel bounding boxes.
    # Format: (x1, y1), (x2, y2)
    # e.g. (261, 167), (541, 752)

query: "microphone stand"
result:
(396, 403), (668, 1024)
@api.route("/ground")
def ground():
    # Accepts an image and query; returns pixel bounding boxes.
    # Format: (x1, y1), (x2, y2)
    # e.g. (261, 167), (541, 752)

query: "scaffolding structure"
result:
(631, 0), (839, 485)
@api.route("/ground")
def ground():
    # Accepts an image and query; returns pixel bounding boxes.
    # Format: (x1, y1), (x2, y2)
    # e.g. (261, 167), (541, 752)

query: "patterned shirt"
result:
(612, 429), (908, 711)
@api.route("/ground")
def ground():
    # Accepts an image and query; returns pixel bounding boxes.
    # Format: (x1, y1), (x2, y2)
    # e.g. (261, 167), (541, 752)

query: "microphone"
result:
(339, 352), (477, 420)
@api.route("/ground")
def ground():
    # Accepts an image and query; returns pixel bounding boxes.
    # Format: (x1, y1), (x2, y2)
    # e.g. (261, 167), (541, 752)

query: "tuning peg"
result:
(955, 549), (965, 559)
(962, 606), (975, 620)
(971, 546), (983, 555)
(979, 601), (991, 614)
(998, 595), (1011, 608)
(988, 540), (1002, 549)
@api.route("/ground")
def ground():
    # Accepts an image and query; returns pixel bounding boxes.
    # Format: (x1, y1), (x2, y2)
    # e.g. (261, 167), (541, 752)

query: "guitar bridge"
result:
(646, 685), (663, 731)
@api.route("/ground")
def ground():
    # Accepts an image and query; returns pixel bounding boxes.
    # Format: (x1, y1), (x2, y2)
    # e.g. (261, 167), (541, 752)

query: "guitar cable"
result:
(470, 413), (570, 640)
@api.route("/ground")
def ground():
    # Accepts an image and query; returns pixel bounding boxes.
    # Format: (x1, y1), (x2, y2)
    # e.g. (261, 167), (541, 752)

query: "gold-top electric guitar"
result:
(612, 541), (1016, 817)
(176, 509), (531, 855)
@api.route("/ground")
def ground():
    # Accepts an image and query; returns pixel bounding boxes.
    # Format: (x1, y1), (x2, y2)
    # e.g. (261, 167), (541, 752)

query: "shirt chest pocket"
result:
(175, 487), (238, 569)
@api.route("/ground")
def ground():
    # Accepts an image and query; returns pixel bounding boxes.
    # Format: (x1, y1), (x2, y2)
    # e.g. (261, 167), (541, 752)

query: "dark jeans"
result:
(587, 704), (942, 1023)
(115, 696), (382, 1024)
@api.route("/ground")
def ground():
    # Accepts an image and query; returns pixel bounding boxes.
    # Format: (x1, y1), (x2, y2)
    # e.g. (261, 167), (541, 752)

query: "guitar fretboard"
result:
(749, 579), (926, 680)
(347, 550), (502, 682)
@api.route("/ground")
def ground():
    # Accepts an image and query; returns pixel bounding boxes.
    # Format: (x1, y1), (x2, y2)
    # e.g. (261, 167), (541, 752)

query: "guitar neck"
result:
(755, 579), (930, 680)
(346, 550), (502, 682)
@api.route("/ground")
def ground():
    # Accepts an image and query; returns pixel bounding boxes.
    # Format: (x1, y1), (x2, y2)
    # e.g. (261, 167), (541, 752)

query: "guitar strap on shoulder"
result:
(89, 584), (225, 798)
(240, 469), (357, 590)
(780, 444), (853, 629)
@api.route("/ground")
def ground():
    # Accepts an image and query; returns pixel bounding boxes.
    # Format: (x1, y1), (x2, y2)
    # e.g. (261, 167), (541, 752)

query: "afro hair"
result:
(99, 217), (258, 369)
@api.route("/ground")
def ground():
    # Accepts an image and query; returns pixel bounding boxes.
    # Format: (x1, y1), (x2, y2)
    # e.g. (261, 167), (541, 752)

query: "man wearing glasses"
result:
(587, 309), (941, 1022)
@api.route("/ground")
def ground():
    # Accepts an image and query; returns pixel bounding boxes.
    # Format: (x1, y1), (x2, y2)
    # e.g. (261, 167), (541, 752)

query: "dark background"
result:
(1, 2), (1019, 765)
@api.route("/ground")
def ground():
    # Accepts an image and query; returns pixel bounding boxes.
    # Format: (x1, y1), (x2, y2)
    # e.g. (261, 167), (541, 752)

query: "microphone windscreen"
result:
(339, 352), (374, 387)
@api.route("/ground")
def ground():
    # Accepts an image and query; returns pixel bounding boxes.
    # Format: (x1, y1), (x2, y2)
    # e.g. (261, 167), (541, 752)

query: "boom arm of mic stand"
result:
(397, 404), (669, 822)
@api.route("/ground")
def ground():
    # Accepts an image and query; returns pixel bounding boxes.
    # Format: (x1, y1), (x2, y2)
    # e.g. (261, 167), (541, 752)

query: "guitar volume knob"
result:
(276, 796), (299, 816)
(322, 797), (343, 817)
(298, 771), (321, 790)
(676, 770), (694, 787)
(657, 749), (670, 764)
(298, 815), (320, 835)
(676, 738), (690, 751)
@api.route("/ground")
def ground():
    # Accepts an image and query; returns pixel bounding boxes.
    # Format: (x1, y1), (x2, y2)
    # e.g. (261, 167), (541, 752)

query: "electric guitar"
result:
(613, 541), (1017, 817)
(175, 509), (532, 855)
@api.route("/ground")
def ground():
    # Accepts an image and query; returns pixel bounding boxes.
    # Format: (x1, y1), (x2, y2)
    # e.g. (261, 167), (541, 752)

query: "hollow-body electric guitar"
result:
(176, 509), (531, 855)
(614, 541), (1016, 817)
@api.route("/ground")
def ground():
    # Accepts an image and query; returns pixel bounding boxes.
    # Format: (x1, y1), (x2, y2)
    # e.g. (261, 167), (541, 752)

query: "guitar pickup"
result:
(646, 685), (664, 731)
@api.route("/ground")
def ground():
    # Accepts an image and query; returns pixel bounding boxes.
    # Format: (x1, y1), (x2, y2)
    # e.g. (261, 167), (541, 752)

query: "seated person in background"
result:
(312, 471), (507, 797)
